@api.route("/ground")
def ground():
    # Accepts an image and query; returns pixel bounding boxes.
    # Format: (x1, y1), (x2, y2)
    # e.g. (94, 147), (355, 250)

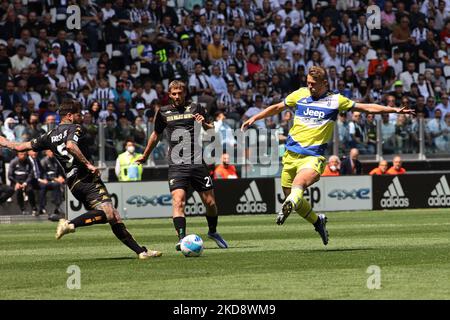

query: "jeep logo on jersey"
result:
(185, 192), (206, 215)
(428, 175), (450, 207)
(380, 177), (410, 208)
(236, 181), (267, 213)
(302, 107), (325, 119)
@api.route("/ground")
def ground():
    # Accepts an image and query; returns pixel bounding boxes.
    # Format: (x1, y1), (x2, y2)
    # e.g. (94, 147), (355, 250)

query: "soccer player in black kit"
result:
(136, 80), (228, 250)
(0, 101), (162, 260)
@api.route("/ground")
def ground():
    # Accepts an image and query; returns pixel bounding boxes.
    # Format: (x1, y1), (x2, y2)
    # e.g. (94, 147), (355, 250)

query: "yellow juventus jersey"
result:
(284, 87), (355, 156)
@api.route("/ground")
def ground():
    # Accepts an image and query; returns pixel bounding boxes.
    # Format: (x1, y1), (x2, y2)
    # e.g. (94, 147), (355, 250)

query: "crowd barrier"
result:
(66, 174), (450, 220)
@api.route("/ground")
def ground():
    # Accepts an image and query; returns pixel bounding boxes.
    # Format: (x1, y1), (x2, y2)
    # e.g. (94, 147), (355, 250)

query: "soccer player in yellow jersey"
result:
(241, 66), (415, 245)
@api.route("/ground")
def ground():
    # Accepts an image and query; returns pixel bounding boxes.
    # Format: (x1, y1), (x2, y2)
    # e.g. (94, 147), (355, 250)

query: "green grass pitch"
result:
(0, 209), (449, 300)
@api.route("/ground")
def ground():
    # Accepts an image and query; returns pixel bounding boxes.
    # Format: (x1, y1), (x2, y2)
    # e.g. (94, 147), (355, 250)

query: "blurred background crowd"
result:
(1, 0), (450, 214)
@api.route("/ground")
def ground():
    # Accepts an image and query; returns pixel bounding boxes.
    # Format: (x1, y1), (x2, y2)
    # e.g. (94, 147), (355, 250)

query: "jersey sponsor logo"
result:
(428, 175), (450, 207)
(236, 181), (267, 213)
(185, 192), (206, 215)
(167, 114), (194, 121)
(302, 107), (325, 119)
(380, 177), (410, 208)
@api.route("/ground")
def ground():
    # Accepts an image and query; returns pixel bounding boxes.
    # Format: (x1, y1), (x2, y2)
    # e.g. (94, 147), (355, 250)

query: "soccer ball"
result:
(180, 234), (204, 257)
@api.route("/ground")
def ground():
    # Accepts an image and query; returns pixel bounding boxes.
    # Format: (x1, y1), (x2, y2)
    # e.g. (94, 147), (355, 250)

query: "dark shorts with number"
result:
(168, 164), (213, 193)
(68, 173), (111, 210)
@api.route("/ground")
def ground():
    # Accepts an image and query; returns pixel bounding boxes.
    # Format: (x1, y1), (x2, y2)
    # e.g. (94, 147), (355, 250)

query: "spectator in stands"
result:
(322, 155), (341, 177)
(387, 155), (407, 175)
(340, 148), (362, 175)
(115, 139), (143, 181)
(436, 94), (450, 115)
(243, 95), (267, 129)
(337, 112), (350, 153)
(105, 115), (119, 161)
(214, 153), (238, 179)
(369, 160), (389, 175)
(381, 113), (396, 154)
(427, 109), (449, 152)
(1, 80), (21, 111)
(395, 114), (412, 153)
(8, 151), (37, 215)
(364, 113), (377, 154)
(0, 176), (14, 206)
(348, 111), (367, 153)
(39, 149), (65, 220)
(10, 44), (32, 75)
(214, 111), (236, 152)
(425, 96), (438, 118)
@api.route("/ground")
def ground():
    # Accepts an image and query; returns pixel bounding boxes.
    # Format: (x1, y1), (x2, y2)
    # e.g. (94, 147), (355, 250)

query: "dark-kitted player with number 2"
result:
(0, 101), (162, 260)
(136, 80), (228, 251)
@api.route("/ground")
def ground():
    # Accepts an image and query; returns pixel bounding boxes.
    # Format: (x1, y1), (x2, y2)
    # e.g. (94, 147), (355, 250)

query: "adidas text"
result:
(236, 181), (268, 213)
(381, 177), (410, 208)
(428, 176), (450, 207)
(236, 202), (267, 213)
(380, 197), (409, 208)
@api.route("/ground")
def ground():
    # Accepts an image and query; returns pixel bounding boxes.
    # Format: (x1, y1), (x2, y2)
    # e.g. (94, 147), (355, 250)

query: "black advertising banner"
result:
(372, 174), (450, 210)
(186, 178), (276, 215)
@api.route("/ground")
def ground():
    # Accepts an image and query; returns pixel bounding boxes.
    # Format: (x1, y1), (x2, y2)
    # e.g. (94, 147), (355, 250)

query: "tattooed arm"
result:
(66, 140), (99, 176)
(0, 137), (32, 152)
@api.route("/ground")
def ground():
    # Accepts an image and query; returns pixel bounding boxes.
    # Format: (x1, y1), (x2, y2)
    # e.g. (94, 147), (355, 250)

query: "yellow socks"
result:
(286, 186), (318, 224)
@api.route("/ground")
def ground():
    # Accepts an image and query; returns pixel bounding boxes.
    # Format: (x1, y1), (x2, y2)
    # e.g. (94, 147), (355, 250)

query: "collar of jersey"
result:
(306, 91), (332, 103)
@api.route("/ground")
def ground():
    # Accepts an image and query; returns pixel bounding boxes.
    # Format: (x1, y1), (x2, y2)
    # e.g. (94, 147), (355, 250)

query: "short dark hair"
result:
(58, 100), (80, 117)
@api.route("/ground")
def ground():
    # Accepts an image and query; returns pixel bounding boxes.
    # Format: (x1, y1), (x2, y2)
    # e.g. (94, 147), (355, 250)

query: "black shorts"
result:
(168, 165), (214, 193)
(69, 173), (111, 210)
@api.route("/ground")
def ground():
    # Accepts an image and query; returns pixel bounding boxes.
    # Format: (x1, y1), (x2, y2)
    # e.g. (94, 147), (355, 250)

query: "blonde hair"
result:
(308, 66), (328, 82)
(168, 80), (186, 93)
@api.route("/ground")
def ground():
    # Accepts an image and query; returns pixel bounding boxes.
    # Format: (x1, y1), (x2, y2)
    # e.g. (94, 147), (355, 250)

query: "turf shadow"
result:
(93, 256), (137, 261)
(306, 247), (376, 253)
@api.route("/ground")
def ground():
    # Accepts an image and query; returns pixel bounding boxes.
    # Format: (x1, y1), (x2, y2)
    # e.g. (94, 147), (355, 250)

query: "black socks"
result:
(206, 215), (218, 234)
(173, 217), (186, 240)
(111, 223), (145, 254)
(69, 210), (108, 228)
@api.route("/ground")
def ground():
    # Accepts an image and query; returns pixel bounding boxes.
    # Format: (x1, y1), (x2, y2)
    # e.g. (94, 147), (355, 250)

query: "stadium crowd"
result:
(1, 0), (450, 211)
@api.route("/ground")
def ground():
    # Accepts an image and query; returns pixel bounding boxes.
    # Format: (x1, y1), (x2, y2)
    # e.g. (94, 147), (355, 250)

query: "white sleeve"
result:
(108, 89), (115, 100)
(348, 122), (356, 135)
(188, 74), (197, 88)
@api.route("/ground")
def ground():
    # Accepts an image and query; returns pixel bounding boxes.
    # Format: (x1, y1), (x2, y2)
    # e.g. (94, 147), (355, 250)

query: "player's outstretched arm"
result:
(66, 140), (99, 176)
(241, 101), (286, 131)
(0, 136), (32, 152)
(135, 131), (162, 165)
(353, 103), (416, 115)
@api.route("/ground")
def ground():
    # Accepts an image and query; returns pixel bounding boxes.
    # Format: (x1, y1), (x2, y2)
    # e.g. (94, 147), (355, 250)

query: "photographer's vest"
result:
(118, 152), (143, 181)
